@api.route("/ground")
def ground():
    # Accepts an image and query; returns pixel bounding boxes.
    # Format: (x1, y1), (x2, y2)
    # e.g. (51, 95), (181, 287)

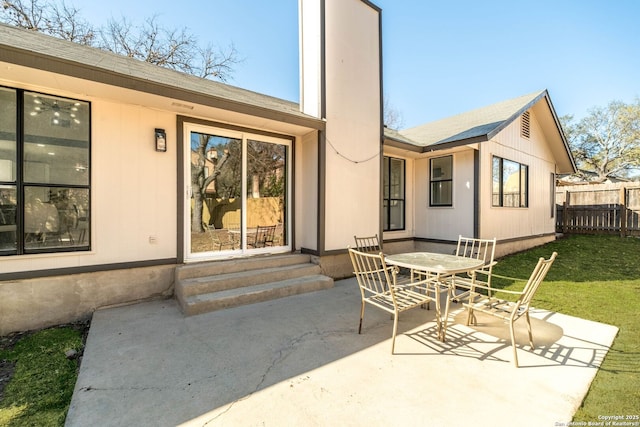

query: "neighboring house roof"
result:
(557, 170), (632, 185)
(0, 23), (324, 130)
(385, 90), (576, 173)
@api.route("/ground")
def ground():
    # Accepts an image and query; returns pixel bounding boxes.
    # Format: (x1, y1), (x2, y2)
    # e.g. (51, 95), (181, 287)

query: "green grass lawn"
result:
(0, 326), (84, 426)
(490, 234), (640, 420)
(0, 234), (637, 425)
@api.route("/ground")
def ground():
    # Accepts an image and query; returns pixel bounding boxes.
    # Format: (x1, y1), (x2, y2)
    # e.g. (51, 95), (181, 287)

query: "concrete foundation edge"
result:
(0, 264), (175, 335)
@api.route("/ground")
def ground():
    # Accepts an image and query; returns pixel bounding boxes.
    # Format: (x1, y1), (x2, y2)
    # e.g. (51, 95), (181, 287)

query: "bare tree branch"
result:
(2, 0), (48, 30)
(2, 0), (94, 43)
(47, 1), (94, 44)
(383, 95), (405, 129)
(1, 1), (240, 81)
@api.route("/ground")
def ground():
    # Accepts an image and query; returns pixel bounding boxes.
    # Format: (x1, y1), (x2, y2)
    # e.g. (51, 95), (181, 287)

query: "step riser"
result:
(176, 254), (311, 280)
(175, 254), (334, 317)
(182, 277), (333, 316)
(179, 264), (322, 297)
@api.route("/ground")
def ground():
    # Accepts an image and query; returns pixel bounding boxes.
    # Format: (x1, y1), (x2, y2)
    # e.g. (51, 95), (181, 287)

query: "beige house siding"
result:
(296, 130), (319, 251)
(415, 150), (476, 241)
(382, 147), (475, 244)
(321, 0), (381, 251)
(480, 111), (557, 241)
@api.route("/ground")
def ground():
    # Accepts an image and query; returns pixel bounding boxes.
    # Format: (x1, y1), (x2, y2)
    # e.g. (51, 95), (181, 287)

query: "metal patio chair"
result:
(348, 248), (446, 353)
(247, 224), (276, 248)
(204, 223), (236, 251)
(463, 252), (557, 367)
(444, 235), (497, 303)
(353, 234), (382, 253)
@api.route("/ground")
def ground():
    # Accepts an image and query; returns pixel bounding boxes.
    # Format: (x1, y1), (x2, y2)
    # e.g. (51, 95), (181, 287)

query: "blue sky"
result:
(80, 0), (640, 129)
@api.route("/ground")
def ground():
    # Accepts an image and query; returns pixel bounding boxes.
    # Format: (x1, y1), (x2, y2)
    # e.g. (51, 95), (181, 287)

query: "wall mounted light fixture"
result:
(155, 128), (167, 152)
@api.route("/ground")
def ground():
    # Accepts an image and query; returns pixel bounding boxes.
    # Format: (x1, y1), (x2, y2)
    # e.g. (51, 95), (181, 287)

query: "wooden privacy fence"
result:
(556, 183), (640, 236)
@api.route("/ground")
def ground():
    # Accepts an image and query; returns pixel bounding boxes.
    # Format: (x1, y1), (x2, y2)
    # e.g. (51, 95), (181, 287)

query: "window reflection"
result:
(384, 156), (406, 230)
(1, 88), (90, 254)
(0, 88), (17, 183)
(24, 187), (89, 249)
(246, 139), (287, 246)
(23, 92), (90, 186)
(430, 155), (452, 206)
(492, 156), (528, 208)
(189, 131), (289, 254)
(0, 186), (17, 251)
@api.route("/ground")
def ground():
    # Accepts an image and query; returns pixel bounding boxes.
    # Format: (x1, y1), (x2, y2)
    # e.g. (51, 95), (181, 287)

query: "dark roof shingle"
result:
(0, 23), (321, 127)
(399, 90), (547, 147)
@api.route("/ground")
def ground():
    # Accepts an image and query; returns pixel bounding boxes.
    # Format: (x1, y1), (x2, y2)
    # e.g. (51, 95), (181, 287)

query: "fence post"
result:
(563, 191), (570, 233)
(620, 186), (627, 237)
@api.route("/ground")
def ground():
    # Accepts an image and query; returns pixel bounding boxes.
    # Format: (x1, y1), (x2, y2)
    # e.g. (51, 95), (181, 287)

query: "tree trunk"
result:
(190, 149), (230, 233)
(191, 165), (205, 233)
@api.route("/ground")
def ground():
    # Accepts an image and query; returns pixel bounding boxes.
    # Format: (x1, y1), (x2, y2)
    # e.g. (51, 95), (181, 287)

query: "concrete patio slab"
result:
(65, 278), (618, 427)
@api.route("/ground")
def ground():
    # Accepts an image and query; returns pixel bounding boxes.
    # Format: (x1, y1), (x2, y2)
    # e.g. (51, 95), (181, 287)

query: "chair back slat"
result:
(348, 247), (393, 296)
(249, 224), (276, 248)
(456, 235), (496, 265)
(455, 236), (497, 288)
(353, 234), (382, 253)
(516, 252), (557, 311)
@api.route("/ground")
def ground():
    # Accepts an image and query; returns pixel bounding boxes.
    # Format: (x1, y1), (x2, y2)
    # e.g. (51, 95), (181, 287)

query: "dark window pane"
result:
(431, 181), (452, 206)
(0, 88), (17, 183)
(389, 158), (404, 199)
(383, 199), (389, 230)
(23, 92), (90, 186)
(502, 159), (520, 207)
(430, 156), (452, 206)
(24, 186), (89, 250)
(0, 185), (17, 251)
(431, 156), (452, 181)
(521, 165), (528, 207)
(383, 156), (405, 231)
(492, 157), (501, 206)
(3, 88), (91, 255)
(389, 200), (404, 229)
(383, 157), (389, 199)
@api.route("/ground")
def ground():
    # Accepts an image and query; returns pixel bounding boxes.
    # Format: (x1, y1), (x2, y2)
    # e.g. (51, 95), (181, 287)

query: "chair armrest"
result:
(468, 282), (524, 296)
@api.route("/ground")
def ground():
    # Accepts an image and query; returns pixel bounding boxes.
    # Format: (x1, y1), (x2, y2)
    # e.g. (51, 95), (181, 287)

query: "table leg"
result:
(433, 273), (452, 342)
(433, 278), (442, 340)
(440, 282), (453, 342)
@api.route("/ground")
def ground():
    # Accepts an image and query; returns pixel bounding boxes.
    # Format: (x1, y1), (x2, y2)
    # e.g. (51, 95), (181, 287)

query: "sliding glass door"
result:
(184, 124), (290, 260)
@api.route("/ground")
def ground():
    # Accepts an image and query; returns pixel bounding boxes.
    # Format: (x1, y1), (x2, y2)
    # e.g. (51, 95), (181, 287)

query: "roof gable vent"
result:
(521, 111), (531, 139)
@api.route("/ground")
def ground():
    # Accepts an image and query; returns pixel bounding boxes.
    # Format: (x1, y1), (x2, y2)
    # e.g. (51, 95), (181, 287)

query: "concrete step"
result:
(181, 274), (334, 316)
(175, 254), (334, 316)
(178, 262), (322, 297)
(176, 253), (312, 281)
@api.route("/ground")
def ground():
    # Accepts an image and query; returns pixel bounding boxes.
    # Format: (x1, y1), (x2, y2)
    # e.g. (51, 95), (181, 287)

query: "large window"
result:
(383, 156), (405, 231)
(492, 156), (528, 207)
(0, 87), (90, 255)
(430, 155), (452, 206)
(186, 124), (290, 257)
